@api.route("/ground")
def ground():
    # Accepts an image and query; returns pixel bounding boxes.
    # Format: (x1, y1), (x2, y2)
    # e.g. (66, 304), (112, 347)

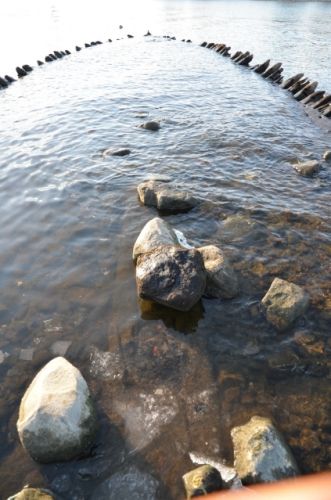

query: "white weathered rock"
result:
(323, 150), (331, 161)
(132, 217), (180, 261)
(262, 277), (309, 330)
(8, 488), (55, 500)
(183, 465), (223, 498)
(198, 245), (238, 299)
(17, 357), (96, 463)
(293, 160), (320, 177)
(231, 416), (299, 484)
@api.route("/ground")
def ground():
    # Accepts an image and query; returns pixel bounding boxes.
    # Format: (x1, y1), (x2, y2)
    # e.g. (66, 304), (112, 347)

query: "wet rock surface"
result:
(8, 489), (55, 500)
(231, 416), (299, 484)
(198, 245), (238, 299)
(137, 180), (198, 213)
(136, 246), (206, 311)
(140, 121), (160, 131)
(183, 464), (223, 498)
(132, 217), (180, 261)
(102, 148), (131, 157)
(293, 160), (320, 177)
(17, 357), (97, 463)
(262, 278), (309, 330)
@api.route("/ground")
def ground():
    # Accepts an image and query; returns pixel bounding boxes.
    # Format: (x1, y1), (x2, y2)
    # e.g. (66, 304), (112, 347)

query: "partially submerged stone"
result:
(293, 160), (320, 177)
(132, 217), (180, 261)
(140, 121), (160, 131)
(8, 488), (55, 500)
(183, 465), (223, 498)
(103, 148), (131, 157)
(262, 278), (309, 330)
(231, 416), (299, 484)
(198, 245), (238, 299)
(137, 180), (198, 213)
(17, 357), (97, 463)
(323, 150), (331, 161)
(136, 246), (206, 311)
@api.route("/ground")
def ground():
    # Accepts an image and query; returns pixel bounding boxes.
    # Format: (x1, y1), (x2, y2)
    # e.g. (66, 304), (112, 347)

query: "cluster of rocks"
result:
(292, 150), (331, 177)
(201, 40), (331, 120)
(183, 416), (299, 497)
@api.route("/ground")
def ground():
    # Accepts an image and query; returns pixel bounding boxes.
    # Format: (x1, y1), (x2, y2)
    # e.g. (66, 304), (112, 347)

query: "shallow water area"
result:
(0, 6), (331, 499)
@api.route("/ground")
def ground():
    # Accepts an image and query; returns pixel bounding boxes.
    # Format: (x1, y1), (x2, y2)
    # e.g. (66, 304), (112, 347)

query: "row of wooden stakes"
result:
(201, 41), (331, 119)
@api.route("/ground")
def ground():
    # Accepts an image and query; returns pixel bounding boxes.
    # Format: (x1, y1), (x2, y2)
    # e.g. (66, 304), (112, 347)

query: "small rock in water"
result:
(7, 488), (55, 500)
(182, 465), (223, 498)
(132, 217), (180, 261)
(198, 245), (238, 299)
(323, 150), (331, 161)
(136, 246), (206, 312)
(140, 121), (160, 131)
(262, 277), (309, 331)
(231, 416), (299, 484)
(17, 356), (97, 463)
(293, 160), (320, 177)
(92, 466), (159, 500)
(103, 148), (131, 157)
(137, 180), (198, 213)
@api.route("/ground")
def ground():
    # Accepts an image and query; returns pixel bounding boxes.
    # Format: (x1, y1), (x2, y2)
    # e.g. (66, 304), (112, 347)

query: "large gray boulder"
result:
(198, 245), (238, 299)
(17, 357), (97, 463)
(231, 416), (299, 484)
(137, 180), (198, 213)
(7, 489), (55, 500)
(136, 246), (206, 311)
(262, 277), (309, 330)
(132, 217), (180, 261)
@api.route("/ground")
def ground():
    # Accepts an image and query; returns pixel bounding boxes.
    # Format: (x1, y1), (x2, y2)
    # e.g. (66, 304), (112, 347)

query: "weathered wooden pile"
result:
(201, 41), (331, 119)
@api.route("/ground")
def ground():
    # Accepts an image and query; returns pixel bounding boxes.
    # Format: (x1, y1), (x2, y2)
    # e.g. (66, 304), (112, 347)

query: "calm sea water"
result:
(0, 1), (330, 499)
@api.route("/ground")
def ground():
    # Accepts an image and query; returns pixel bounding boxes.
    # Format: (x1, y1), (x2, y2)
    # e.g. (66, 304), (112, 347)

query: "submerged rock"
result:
(323, 150), (331, 161)
(198, 245), (238, 299)
(140, 121), (160, 131)
(17, 356), (97, 463)
(8, 488), (55, 500)
(132, 217), (180, 261)
(183, 465), (223, 498)
(231, 416), (299, 484)
(137, 180), (198, 213)
(136, 246), (206, 311)
(262, 277), (309, 330)
(91, 466), (159, 500)
(103, 147), (131, 157)
(293, 160), (320, 177)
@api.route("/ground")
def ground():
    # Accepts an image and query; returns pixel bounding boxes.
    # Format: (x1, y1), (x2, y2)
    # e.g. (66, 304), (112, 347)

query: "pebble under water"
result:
(0, 34), (330, 499)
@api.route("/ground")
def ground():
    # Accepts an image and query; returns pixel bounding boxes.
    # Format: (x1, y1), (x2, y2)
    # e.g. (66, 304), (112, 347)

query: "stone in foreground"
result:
(8, 488), (55, 500)
(137, 180), (198, 213)
(262, 277), (309, 330)
(293, 160), (320, 177)
(132, 217), (180, 261)
(140, 121), (160, 131)
(231, 416), (299, 484)
(17, 357), (97, 463)
(91, 466), (159, 500)
(198, 245), (238, 299)
(183, 465), (223, 498)
(136, 246), (206, 311)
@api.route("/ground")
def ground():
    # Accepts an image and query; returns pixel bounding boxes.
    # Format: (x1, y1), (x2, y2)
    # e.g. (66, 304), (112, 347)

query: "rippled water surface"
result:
(0, 1), (330, 499)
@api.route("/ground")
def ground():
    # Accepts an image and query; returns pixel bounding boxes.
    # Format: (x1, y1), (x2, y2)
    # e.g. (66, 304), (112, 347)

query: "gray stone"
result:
(231, 416), (299, 484)
(91, 466), (159, 500)
(7, 488), (55, 500)
(183, 465), (223, 497)
(103, 148), (131, 157)
(137, 180), (198, 213)
(17, 357), (97, 463)
(323, 150), (331, 161)
(198, 245), (238, 299)
(262, 278), (309, 331)
(136, 246), (206, 311)
(132, 217), (180, 261)
(293, 160), (320, 177)
(140, 121), (160, 131)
